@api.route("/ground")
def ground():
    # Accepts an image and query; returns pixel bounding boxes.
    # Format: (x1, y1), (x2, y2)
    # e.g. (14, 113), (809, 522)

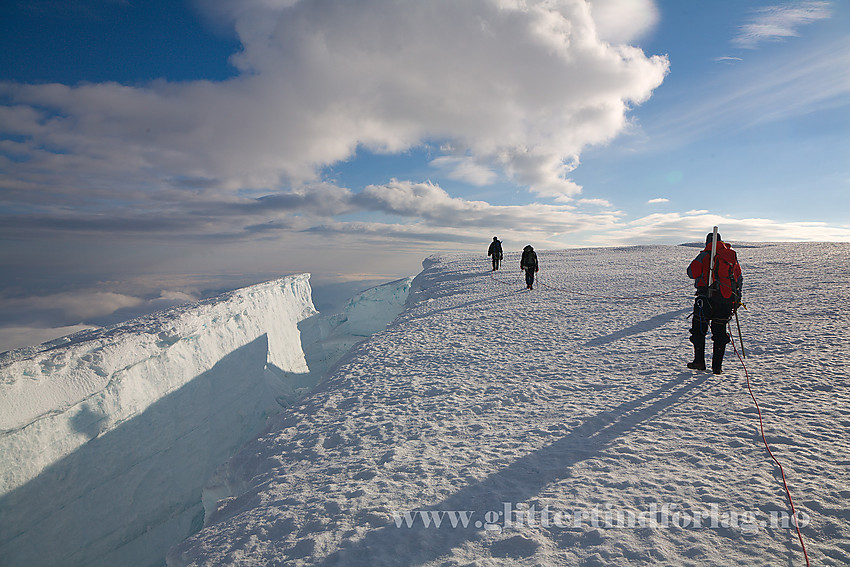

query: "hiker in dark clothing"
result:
(520, 245), (538, 290)
(488, 236), (503, 271)
(687, 231), (743, 374)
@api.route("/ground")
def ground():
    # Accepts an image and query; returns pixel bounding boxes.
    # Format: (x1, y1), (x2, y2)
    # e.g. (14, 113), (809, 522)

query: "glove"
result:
(733, 294), (744, 312)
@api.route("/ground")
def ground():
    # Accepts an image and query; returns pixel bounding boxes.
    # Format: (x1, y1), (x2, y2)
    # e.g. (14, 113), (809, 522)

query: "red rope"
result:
(729, 328), (811, 566)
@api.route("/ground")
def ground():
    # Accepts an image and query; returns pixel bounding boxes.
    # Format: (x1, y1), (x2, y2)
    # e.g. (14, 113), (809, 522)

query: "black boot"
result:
(712, 342), (726, 374)
(687, 341), (706, 371)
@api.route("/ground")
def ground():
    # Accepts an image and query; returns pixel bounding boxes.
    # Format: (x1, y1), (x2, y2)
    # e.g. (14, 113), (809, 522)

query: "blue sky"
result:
(0, 0), (848, 349)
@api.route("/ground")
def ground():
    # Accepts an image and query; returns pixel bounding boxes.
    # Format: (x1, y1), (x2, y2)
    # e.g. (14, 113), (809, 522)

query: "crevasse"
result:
(0, 274), (412, 567)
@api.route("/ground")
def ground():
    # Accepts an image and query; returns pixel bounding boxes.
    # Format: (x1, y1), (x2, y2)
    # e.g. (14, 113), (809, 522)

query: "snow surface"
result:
(0, 274), (413, 567)
(166, 243), (850, 567)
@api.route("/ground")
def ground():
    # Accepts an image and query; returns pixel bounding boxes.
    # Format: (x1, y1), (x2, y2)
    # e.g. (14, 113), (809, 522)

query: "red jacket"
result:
(687, 241), (743, 299)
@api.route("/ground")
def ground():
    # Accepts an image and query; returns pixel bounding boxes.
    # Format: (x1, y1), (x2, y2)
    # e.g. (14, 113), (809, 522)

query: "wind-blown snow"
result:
(167, 243), (850, 566)
(0, 274), (413, 567)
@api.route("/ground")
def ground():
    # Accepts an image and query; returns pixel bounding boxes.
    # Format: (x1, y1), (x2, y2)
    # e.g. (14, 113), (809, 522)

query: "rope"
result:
(490, 262), (813, 564)
(487, 269), (519, 288)
(729, 326), (811, 566)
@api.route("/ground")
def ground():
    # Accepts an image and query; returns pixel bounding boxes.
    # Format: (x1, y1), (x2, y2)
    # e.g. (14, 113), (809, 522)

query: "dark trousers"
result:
(492, 257), (501, 270)
(524, 268), (536, 288)
(690, 295), (732, 347)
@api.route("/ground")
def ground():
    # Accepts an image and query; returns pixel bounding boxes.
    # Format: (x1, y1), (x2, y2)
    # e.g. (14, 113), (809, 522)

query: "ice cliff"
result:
(0, 274), (412, 567)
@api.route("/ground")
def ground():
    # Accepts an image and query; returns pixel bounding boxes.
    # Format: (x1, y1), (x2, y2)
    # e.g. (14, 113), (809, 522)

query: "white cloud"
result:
(429, 156), (498, 186)
(351, 179), (622, 234)
(577, 198), (613, 207)
(588, 0), (659, 44)
(0, 290), (144, 321)
(647, 197), (669, 204)
(40, 291), (142, 319)
(714, 56), (743, 64)
(0, 325), (99, 354)
(156, 290), (198, 303)
(588, 211), (850, 245)
(0, 0), (668, 203)
(733, 2), (832, 48)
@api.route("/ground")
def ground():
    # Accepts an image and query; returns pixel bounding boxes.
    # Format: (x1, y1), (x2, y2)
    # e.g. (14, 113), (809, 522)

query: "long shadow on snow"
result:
(583, 308), (691, 348)
(316, 371), (710, 566)
(400, 289), (517, 323)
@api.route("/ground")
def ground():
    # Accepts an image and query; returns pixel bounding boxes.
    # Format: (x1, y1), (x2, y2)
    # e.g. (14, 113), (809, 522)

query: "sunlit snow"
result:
(2, 244), (849, 567)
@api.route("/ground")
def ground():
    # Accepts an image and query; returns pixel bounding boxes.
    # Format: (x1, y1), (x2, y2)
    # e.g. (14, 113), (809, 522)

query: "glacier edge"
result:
(0, 273), (413, 567)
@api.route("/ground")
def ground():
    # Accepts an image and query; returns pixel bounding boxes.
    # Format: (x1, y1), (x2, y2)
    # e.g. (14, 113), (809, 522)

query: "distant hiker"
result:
(687, 231), (743, 374)
(488, 236), (503, 271)
(520, 245), (539, 290)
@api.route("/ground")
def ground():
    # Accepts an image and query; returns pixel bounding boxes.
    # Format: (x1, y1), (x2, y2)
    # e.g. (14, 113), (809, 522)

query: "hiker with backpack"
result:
(488, 236), (503, 271)
(686, 231), (743, 374)
(520, 245), (539, 290)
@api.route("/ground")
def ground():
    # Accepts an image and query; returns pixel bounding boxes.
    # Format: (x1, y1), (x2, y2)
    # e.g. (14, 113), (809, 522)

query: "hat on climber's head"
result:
(706, 232), (721, 245)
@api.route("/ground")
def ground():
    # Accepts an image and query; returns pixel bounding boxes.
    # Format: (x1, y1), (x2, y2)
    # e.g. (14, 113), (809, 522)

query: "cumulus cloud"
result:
(351, 179), (622, 234)
(0, 0), (679, 345)
(733, 2), (832, 48)
(0, 0), (668, 206)
(647, 197), (669, 204)
(588, 0), (659, 44)
(0, 175), (623, 243)
(429, 156), (498, 186)
(306, 221), (487, 245)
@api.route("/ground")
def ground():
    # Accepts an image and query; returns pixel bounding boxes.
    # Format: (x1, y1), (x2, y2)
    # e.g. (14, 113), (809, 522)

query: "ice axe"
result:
(708, 226), (718, 297)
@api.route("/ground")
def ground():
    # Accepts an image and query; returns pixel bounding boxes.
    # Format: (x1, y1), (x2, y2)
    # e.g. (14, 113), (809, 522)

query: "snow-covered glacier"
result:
(165, 244), (850, 567)
(0, 274), (412, 567)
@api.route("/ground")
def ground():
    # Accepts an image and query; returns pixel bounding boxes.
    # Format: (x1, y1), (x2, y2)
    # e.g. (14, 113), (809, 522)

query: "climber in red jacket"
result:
(687, 232), (743, 374)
